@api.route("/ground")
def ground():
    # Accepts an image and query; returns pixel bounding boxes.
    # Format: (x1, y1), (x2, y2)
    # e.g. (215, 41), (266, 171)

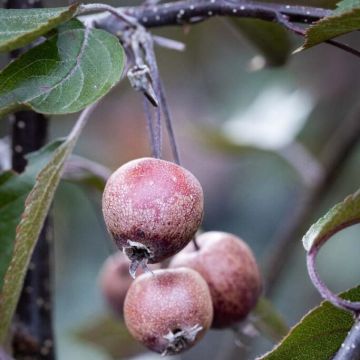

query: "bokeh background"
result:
(0, 0), (360, 359)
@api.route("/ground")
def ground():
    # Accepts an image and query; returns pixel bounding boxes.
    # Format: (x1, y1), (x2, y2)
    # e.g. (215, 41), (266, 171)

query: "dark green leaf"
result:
(302, 189), (360, 251)
(0, 141), (62, 291)
(230, 19), (291, 67)
(0, 5), (79, 52)
(74, 315), (143, 359)
(300, 0), (360, 50)
(0, 20), (125, 117)
(252, 297), (289, 343)
(258, 286), (360, 360)
(0, 103), (93, 343)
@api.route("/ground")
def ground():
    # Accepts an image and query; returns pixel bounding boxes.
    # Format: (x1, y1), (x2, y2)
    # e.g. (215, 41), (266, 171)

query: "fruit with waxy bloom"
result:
(98, 252), (159, 315)
(170, 231), (262, 328)
(102, 157), (203, 276)
(124, 268), (213, 355)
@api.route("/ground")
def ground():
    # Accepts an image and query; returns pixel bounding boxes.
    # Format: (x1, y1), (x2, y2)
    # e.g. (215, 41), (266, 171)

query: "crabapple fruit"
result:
(98, 252), (159, 315)
(124, 268), (213, 355)
(170, 231), (262, 328)
(102, 157), (203, 276)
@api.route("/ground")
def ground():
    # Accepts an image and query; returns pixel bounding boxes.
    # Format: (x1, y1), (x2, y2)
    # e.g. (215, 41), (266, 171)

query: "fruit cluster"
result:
(100, 157), (262, 355)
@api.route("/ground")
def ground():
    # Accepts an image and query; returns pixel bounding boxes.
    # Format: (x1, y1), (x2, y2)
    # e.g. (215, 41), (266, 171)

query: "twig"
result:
(158, 78), (181, 165)
(78, 3), (137, 27)
(264, 104), (360, 296)
(333, 315), (360, 360)
(143, 96), (159, 157)
(94, 0), (331, 30)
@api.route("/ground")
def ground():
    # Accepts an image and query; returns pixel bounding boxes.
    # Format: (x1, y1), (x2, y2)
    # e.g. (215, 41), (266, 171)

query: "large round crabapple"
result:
(98, 252), (160, 315)
(124, 268), (213, 355)
(102, 157), (203, 276)
(170, 231), (262, 328)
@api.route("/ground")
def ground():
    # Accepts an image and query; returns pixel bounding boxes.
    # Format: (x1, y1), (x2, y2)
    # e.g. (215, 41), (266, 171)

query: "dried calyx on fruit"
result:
(124, 268), (213, 355)
(102, 157), (203, 277)
(170, 231), (262, 328)
(98, 252), (159, 316)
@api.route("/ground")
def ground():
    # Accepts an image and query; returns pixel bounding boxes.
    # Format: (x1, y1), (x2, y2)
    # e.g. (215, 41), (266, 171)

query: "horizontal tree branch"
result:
(93, 0), (332, 32)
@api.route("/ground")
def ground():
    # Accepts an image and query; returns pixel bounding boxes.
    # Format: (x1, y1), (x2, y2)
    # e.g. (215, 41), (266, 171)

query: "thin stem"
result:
(192, 236), (200, 251)
(333, 315), (360, 360)
(121, 1), (331, 28)
(78, 3), (137, 27)
(89, 1), (360, 60)
(158, 79), (181, 165)
(307, 244), (360, 313)
(143, 96), (159, 158)
(143, 36), (163, 159)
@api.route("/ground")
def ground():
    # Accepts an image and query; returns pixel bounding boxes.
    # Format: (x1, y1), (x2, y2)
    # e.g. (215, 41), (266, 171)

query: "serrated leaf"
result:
(258, 286), (360, 360)
(0, 142), (62, 291)
(230, 19), (291, 67)
(0, 5), (79, 52)
(74, 315), (143, 359)
(0, 104), (94, 343)
(300, 0), (360, 50)
(0, 19), (125, 117)
(302, 189), (360, 251)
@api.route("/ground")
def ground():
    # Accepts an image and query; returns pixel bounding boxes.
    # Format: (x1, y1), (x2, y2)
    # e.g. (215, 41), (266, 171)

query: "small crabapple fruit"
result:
(124, 268), (213, 355)
(102, 157), (204, 276)
(98, 252), (159, 316)
(169, 231), (262, 328)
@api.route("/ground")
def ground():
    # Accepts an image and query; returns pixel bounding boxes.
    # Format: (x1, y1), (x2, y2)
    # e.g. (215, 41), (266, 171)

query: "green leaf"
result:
(335, 0), (360, 13)
(74, 315), (143, 359)
(251, 297), (289, 343)
(0, 20), (125, 117)
(0, 104), (94, 344)
(0, 142), (62, 291)
(258, 286), (360, 360)
(230, 19), (291, 67)
(302, 189), (360, 251)
(0, 5), (79, 53)
(300, 0), (360, 50)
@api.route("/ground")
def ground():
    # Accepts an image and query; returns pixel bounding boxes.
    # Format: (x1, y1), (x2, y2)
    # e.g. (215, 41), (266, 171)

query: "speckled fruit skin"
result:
(169, 231), (262, 328)
(102, 157), (204, 263)
(124, 268), (213, 354)
(99, 252), (159, 316)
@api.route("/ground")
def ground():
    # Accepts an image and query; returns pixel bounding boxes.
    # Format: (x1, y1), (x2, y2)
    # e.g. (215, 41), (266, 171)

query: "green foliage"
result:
(302, 189), (360, 251)
(300, 0), (360, 50)
(0, 5), (79, 52)
(0, 20), (125, 118)
(0, 143), (62, 291)
(0, 104), (93, 344)
(230, 19), (291, 67)
(258, 286), (360, 360)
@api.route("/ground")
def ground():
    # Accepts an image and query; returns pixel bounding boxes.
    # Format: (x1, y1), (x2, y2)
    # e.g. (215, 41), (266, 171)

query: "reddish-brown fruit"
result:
(124, 268), (213, 355)
(98, 252), (159, 315)
(102, 158), (204, 274)
(170, 231), (262, 328)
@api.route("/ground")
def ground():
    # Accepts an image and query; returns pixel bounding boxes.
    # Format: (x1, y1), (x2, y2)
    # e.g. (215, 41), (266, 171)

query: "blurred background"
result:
(1, 0), (360, 359)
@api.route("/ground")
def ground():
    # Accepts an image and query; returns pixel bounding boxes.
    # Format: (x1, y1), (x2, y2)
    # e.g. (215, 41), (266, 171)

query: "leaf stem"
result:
(307, 242), (360, 313)
(333, 315), (360, 360)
